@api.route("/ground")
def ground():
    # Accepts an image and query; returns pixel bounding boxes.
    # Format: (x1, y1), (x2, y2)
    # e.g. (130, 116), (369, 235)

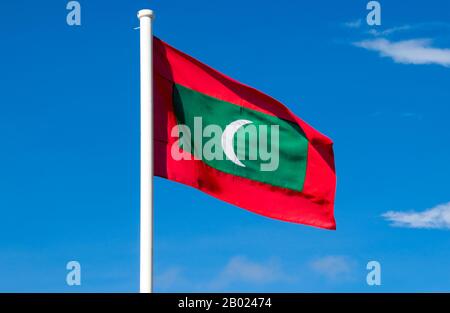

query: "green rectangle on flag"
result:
(172, 83), (309, 192)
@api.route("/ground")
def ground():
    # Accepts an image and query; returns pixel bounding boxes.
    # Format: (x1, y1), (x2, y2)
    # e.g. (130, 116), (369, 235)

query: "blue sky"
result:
(0, 0), (449, 292)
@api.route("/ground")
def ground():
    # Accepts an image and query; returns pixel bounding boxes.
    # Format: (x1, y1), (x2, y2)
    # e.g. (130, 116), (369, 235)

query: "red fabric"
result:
(153, 37), (336, 229)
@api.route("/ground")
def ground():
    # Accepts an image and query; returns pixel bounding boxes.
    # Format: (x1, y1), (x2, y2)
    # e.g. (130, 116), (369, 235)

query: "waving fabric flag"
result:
(153, 37), (336, 229)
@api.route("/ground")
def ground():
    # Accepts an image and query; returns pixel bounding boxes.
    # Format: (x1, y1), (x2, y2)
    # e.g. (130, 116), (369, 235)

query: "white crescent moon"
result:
(221, 119), (253, 167)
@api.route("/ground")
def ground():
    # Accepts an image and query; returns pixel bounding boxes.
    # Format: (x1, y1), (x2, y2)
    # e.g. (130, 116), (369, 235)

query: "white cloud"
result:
(354, 38), (450, 67)
(343, 19), (362, 29)
(383, 202), (450, 229)
(208, 256), (288, 289)
(309, 256), (355, 281)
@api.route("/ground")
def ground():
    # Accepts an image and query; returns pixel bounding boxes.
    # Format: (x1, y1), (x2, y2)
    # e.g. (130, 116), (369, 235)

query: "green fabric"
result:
(172, 84), (308, 192)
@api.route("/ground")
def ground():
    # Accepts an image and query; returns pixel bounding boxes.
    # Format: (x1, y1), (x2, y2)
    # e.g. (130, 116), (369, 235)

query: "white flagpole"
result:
(138, 9), (154, 293)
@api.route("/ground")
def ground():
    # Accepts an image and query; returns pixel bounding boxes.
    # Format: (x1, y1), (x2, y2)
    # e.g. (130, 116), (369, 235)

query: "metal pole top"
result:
(138, 9), (154, 19)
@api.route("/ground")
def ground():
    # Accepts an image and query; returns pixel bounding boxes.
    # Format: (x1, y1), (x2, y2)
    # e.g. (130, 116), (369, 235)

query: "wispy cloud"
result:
(154, 267), (187, 291)
(309, 256), (355, 281)
(400, 112), (423, 120)
(354, 38), (450, 67)
(156, 256), (291, 291)
(367, 25), (412, 37)
(383, 202), (450, 229)
(345, 21), (450, 37)
(208, 256), (289, 289)
(367, 22), (450, 37)
(343, 19), (362, 29)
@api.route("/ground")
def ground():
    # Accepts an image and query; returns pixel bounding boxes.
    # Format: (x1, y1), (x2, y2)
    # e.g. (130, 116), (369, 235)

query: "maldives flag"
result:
(153, 37), (336, 229)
